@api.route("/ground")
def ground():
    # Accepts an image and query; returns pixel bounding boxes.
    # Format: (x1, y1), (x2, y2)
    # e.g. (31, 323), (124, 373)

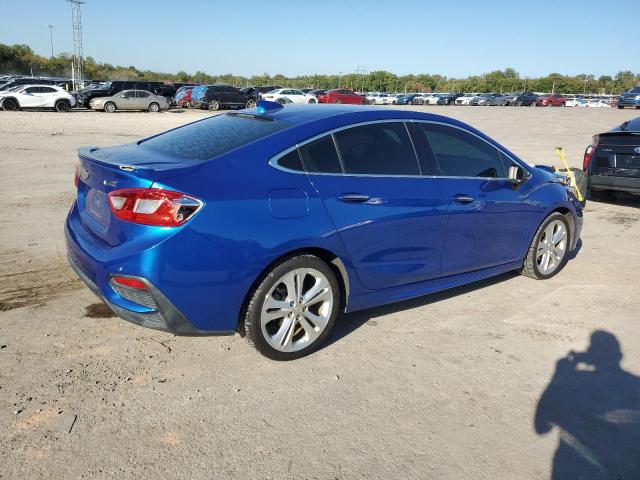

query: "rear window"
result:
(140, 114), (290, 161)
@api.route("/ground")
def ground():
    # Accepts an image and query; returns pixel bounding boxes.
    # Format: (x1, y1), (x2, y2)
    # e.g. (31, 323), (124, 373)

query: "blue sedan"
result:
(66, 102), (583, 360)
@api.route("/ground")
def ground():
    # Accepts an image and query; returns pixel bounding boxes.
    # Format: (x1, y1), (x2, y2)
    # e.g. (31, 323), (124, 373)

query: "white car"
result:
(565, 95), (587, 107)
(261, 88), (317, 104)
(0, 84), (76, 112)
(456, 93), (478, 105)
(424, 93), (445, 105)
(586, 97), (612, 108)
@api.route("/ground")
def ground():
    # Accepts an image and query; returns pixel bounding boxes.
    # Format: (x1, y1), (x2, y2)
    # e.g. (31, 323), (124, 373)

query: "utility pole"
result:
(67, 0), (86, 90)
(48, 25), (54, 57)
(338, 71), (342, 88)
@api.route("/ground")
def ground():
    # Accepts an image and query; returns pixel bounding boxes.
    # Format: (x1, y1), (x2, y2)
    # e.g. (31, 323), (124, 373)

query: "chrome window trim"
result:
(268, 118), (531, 180)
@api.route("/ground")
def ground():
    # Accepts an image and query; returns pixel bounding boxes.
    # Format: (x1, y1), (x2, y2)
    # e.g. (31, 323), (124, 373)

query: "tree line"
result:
(1, 43), (638, 95)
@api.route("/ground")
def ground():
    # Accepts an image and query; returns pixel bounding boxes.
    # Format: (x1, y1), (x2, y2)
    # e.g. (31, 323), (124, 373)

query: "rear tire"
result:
(520, 213), (571, 280)
(104, 102), (116, 113)
(2, 98), (19, 111)
(208, 99), (220, 111)
(243, 255), (340, 361)
(245, 99), (256, 109)
(308, 98), (316, 104)
(55, 100), (70, 112)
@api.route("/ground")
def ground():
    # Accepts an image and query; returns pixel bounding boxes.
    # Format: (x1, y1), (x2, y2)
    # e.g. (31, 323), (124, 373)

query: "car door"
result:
(38, 86), (58, 107)
(116, 90), (136, 110)
(414, 121), (533, 276)
(20, 87), (43, 107)
(289, 89), (306, 104)
(135, 91), (151, 110)
(300, 121), (448, 290)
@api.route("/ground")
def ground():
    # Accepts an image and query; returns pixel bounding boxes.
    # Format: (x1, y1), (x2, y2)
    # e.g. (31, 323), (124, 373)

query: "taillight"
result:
(107, 188), (202, 227)
(74, 165), (80, 188)
(111, 276), (147, 290)
(583, 134), (599, 170)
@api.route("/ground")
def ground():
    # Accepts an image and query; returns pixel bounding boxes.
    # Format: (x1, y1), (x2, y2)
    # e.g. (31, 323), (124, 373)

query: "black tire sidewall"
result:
(245, 255), (340, 361)
(55, 100), (70, 112)
(149, 102), (160, 112)
(105, 102), (116, 113)
(529, 213), (571, 279)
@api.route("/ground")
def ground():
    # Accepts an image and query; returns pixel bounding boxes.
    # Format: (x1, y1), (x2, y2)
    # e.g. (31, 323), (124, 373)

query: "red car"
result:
(317, 89), (365, 105)
(536, 94), (566, 107)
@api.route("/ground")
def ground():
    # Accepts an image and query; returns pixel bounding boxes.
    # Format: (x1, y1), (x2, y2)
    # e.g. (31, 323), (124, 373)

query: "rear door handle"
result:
(339, 193), (370, 203)
(453, 194), (474, 204)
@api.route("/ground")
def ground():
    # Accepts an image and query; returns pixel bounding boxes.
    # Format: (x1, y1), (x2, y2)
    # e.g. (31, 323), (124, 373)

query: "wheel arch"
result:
(236, 246), (350, 335)
(0, 96), (20, 108)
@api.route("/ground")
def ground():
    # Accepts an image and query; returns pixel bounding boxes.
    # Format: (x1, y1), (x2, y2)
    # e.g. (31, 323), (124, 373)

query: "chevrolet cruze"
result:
(66, 102), (583, 360)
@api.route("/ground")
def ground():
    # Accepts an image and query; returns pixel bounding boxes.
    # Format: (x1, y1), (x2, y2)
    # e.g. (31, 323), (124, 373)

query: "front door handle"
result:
(339, 193), (370, 203)
(453, 194), (474, 204)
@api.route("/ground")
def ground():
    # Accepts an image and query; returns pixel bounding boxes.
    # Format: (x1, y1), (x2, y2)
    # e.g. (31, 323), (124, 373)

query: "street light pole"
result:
(48, 24), (54, 57)
(338, 72), (342, 88)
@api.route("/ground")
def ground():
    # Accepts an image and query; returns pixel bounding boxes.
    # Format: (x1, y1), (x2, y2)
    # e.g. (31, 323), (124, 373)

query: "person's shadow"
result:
(535, 331), (640, 479)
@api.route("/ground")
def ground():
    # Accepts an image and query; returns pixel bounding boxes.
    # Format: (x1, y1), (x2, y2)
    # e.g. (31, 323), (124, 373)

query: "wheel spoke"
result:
(272, 316), (295, 349)
(282, 272), (297, 302)
(298, 315), (320, 342)
(302, 277), (330, 306)
(552, 227), (566, 244)
(302, 310), (328, 330)
(543, 251), (552, 272)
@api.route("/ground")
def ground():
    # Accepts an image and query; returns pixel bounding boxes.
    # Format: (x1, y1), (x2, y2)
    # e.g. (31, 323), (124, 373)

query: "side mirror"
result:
(508, 165), (526, 184)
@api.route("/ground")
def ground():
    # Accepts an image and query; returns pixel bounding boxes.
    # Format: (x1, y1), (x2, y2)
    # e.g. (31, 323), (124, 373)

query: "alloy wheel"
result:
(536, 220), (568, 275)
(260, 268), (334, 353)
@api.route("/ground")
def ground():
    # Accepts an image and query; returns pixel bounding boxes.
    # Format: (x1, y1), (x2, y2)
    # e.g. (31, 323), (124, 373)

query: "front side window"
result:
(418, 123), (506, 178)
(299, 136), (342, 174)
(25, 87), (40, 94)
(334, 122), (420, 175)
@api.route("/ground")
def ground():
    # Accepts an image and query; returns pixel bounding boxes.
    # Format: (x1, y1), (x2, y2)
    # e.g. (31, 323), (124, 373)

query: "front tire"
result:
(2, 98), (19, 111)
(520, 213), (571, 280)
(104, 102), (116, 113)
(148, 102), (160, 112)
(244, 255), (340, 360)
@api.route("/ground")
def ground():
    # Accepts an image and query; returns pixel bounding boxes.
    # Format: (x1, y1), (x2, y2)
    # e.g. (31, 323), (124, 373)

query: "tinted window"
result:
(277, 149), (304, 171)
(137, 91), (150, 98)
(419, 123), (506, 178)
(299, 136), (342, 174)
(334, 122), (420, 175)
(141, 114), (290, 161)
(25, 87), (40, 94)
(122, 91), (136, 99)
(40, 87), (56, 93)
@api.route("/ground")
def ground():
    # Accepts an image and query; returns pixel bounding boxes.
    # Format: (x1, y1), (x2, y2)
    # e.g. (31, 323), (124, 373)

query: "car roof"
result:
(610, 117), (640, 133)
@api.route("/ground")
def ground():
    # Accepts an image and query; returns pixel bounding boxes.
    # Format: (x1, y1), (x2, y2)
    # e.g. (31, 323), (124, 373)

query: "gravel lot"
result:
(1, 106), (639, 479)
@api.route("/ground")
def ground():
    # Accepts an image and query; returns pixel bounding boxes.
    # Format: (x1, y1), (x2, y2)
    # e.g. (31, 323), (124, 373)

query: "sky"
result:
(1, 0), (638, 78)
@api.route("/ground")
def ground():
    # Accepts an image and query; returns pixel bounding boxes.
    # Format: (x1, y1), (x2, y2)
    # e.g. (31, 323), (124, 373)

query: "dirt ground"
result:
(1, 106), (639, 479)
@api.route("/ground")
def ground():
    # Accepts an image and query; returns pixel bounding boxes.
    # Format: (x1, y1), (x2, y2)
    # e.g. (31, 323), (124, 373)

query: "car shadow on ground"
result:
(534, 331), (640, 479)
(323, 270), (519, 350)
(589, 191), (640, 208)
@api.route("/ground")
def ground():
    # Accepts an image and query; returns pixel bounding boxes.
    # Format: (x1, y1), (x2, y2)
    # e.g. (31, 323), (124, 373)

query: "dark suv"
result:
(584, 117), (640, 199)
(512, 92), (538, 106)
(195, 85), (257, 110)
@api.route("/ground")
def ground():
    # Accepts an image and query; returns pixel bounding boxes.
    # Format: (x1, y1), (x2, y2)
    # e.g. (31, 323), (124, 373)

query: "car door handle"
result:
(453, 194), (475, 204)
(339, 193), (370, 203)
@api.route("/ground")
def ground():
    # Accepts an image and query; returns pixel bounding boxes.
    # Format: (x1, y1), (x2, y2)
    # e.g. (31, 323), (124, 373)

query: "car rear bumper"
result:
(589, 173), (640, 193)
(65, 202), (237, 336)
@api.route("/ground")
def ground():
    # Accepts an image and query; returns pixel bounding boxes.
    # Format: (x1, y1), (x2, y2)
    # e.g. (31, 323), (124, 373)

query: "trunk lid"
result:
(76, 145), (201, 247)
(595, 133), (640, 173)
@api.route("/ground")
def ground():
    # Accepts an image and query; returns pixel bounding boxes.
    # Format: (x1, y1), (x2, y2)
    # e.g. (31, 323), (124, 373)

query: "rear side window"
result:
(140, 114), (290, 161)
(418, 123), (506, 178)
(299, 136), (342, 174)
(334, 122), (420, 175)
(277, 149), (304, 171)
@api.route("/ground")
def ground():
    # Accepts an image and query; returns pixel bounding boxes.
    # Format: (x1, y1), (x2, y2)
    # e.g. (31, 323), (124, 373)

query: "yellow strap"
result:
(555, 147), (584, 202)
